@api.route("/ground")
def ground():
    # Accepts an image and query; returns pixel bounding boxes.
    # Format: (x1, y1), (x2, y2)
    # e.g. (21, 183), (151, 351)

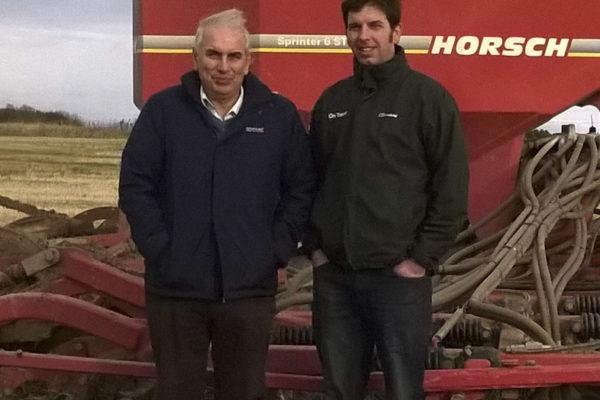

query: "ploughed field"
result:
(0, 126), (126, 226)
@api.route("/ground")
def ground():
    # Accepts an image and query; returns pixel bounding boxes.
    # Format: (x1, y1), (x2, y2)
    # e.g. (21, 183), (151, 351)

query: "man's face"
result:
(346, 4), (401, 66)
(194, 25), (250, 103)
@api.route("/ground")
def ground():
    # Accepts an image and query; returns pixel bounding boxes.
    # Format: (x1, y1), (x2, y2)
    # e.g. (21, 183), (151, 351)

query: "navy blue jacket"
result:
(119, 71), (316, 301)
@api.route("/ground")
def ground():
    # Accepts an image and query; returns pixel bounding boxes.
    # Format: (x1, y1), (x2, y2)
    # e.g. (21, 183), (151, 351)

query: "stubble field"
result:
(0, 126), (126, 226)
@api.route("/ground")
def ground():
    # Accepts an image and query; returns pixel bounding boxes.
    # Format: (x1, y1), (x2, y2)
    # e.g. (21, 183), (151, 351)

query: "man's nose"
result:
(357, 26), (369, 41)
(217, 56), (229, 71)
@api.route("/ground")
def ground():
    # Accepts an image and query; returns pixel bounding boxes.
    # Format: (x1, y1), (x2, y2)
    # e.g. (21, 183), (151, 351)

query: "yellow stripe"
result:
(567, 52), (600, 57)
(141, 48), (430, 55)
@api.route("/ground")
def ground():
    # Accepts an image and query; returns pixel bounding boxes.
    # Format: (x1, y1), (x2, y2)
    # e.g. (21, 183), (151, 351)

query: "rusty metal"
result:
(566, 295), (600, 314)
(0, 194), (55, 217)
(0, 227), (41, 256)
(0, 293), (148, 353)
(0, 248), (59, 290)
(72, 206), (122, 234)
(20, 248), (60, 276)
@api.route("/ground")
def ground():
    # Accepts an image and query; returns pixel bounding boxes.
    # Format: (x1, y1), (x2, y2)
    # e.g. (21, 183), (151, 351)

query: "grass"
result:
(0, 127), (126, 226)
(0, 122), (130, 138)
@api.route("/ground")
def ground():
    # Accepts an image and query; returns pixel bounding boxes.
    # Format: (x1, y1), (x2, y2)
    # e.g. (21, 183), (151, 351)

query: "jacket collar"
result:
(181, 71), (273, 112)
(353, 45), (410, 92)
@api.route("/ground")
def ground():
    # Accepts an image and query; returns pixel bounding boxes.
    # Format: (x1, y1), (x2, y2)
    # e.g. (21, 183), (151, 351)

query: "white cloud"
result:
(0, 1), (138, 122)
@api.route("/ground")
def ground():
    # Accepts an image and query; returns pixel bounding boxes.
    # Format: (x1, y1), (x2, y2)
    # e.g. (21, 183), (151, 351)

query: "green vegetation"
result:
(0, 105), (133, 138)
(0, 104), (83, 125)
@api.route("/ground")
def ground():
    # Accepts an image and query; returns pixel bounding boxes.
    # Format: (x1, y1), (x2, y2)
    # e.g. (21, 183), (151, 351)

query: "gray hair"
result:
(193, 9), (250, 52)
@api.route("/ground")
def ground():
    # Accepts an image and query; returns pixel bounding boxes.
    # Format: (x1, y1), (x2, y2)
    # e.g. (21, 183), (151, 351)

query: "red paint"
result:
(133, 0), (600, 229)
(55, 248), (146, 308)
(3, 346), (600, 394)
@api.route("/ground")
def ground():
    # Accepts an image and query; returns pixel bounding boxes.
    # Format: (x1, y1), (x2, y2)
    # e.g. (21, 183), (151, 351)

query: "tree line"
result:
(0, 104), (84, 126)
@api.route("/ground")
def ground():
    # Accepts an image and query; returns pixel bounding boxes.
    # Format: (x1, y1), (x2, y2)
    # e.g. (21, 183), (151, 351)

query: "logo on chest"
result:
(245, 126), (265, 134)
(378, 112), (398, 119)
(328, 111), (348, 120)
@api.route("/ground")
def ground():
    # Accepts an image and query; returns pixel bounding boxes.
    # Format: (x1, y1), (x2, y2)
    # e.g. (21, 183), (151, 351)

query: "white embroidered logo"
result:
(328, 111), (348, 119)
(245, 126), (265, 133)
(378, 113), (398, 118)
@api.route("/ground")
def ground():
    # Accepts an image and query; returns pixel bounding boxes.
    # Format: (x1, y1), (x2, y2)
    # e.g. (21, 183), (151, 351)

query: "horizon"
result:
(1, 1), (598, 128)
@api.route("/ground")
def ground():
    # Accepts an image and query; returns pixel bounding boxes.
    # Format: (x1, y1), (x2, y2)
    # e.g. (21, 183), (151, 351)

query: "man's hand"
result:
(393, 258), (426, 278)
(311, 249), (329, 267)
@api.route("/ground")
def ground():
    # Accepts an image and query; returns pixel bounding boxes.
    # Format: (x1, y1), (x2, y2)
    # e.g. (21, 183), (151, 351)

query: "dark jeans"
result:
(146, 292), (275, 400)
(313, 262), (432, 400)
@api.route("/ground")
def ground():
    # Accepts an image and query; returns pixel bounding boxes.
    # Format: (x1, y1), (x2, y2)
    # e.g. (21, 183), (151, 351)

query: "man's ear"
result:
(192, 48), (198, 70)
(245, 50), (253, 75)
(394, 23), (402, 44)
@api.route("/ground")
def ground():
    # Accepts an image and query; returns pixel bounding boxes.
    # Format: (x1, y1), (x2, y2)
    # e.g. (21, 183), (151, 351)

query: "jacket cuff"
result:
(138, 230), (170, 262)
(273, 221), (298, 266)
(409, 247), (436, 275)
(299, 224), (321, 257)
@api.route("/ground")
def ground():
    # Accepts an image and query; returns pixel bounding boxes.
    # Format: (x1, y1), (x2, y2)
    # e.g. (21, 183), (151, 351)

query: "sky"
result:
(0, 1), (598, 129)
(0, 0), (139, 123)
(537, 105), (599, 134)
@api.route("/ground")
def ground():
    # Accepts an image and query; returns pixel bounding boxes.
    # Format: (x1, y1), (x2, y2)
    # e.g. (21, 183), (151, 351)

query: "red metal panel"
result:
(0, 293), (147, 352)
(0, 351), (156, 378)
(2, 345), (600, 393)
(134, 0), (600, 113)
(404, 0), (600, 113)
(133, 0), (600, 228)
(55, 248), (145, 308)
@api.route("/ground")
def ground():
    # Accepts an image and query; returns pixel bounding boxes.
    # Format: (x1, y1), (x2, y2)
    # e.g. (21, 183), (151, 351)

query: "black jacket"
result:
(307, 46), (468, 273)
(119, 71), (316, 300)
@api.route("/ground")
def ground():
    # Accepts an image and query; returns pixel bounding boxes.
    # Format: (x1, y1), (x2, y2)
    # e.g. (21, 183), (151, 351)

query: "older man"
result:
(305, 0), (469, 399)
(119, 9), (315, 400)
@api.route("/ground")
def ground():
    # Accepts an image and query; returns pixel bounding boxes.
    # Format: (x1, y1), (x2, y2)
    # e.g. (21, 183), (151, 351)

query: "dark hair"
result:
(341, 0), (401, 28)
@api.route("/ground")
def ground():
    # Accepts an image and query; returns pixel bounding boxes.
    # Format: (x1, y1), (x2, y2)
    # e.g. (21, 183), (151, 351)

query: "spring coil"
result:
(575, 295), (600, 314)
(443, 319), (483, 346)
(270, 325), (314, 345)
(579, 313), (600, 340)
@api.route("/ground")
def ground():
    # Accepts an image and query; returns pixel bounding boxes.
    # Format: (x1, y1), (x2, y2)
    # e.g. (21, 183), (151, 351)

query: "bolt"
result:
(481, 328), (492, 340)
(571, 322), (582, 334)
(563, 300), (576, 313)
(463, 345), (472, 357)
(45, 248), (60, 262)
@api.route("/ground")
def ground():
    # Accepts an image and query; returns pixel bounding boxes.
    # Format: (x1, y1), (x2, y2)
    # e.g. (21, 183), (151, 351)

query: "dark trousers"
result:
(146, 292), (275, 400)
(313, 263), (432, 400)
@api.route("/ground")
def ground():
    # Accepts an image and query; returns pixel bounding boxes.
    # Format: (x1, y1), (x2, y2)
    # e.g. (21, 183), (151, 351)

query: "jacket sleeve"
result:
(272, 103), (317, 266)
(410, 90), (469, 272)
(118, 100), (170, 263)
(299, 97), (326, 256)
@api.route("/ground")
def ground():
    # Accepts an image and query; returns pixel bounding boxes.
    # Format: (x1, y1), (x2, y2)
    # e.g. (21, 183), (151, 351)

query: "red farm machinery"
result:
(1, 0), (600, 398)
